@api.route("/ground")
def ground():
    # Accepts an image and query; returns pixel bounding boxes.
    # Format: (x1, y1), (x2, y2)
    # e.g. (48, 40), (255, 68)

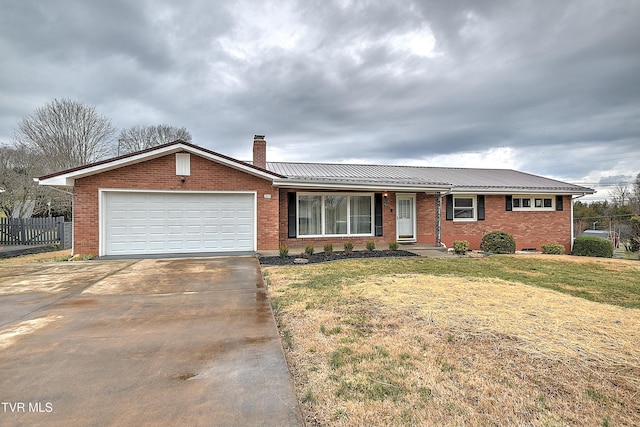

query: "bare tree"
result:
(611, 183), (630, 207)
(0, 145), (71, 218)
(632, 172), (640, 215)
(117, 125), (192, 155)
(15, 98), (116, 171)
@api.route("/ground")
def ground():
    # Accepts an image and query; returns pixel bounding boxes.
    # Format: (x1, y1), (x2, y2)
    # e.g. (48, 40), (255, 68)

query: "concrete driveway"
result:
(0, 257), (303, 426)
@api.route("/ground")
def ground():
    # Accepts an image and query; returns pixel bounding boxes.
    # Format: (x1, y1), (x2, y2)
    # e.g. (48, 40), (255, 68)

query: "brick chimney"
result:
(252, 135), (266, 169)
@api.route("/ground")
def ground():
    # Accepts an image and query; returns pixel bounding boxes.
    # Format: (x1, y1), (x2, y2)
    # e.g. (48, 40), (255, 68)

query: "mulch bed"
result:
(258, 250), (418, 266)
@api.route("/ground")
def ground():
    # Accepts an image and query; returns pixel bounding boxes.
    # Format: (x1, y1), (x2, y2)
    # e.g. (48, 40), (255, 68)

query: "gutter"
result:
(33, 178), (74, 195)
(272, 179), (451, 193)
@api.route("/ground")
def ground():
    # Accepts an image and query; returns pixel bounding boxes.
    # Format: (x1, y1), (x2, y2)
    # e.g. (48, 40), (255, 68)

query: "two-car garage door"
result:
(103, 191), (255, 256)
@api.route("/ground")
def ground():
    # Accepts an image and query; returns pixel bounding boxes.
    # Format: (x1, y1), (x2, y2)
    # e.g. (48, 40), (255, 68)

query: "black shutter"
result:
(287, 192), (297, 238)
(374, 193), (383, 236)
(477, 195), (485, 220)
(556, 195), (564, 211)
(445, 195), (453, 221)
(506, 195), (513, 211)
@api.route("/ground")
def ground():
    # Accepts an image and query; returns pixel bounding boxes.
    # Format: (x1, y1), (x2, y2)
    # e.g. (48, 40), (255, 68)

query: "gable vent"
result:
(176, 153), (191, 176)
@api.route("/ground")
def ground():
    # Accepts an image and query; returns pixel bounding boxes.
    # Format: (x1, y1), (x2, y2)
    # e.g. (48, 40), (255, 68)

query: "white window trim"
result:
(512, 195), (554, 211)
(453, 195), (477, 222)
(296, 192), (375, 237)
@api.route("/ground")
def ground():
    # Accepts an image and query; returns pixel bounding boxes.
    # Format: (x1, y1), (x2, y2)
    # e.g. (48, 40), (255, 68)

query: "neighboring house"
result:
(38, 136), (595, 257)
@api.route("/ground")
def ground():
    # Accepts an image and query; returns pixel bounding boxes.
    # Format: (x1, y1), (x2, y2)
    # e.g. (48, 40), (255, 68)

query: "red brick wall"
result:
(440, 195), (572, 253)
(72, 153), (279, 255)
(278, 190), (439, 248)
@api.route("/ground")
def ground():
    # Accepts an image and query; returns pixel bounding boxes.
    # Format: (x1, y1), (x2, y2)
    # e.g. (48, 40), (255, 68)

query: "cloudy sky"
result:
(1, 0), (639, 201)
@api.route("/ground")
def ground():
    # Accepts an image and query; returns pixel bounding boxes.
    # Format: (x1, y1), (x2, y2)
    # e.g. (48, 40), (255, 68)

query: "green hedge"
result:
(542, 243), (565, 255)
(572, 236), (613, 258)
(453, 240), (469, 255)
(480, 231), (516, 254)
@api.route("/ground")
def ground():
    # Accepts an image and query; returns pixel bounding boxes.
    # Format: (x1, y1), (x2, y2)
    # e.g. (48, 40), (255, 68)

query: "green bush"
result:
(480, 231), (516, 254)
(542, 243), (565, 255)
(388, 241), (399, 251)
(279, 244), (289, 258)
(305, 244), (315, 256)
(324, 242), (333, 256)
(365, 240), (376, 252)
(572, 236), (613, 258)
(344, 240), (354, 255)
(453, 240), (469, 255)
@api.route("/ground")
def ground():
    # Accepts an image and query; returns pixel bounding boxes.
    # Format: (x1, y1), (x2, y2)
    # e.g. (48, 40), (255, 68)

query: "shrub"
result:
(572, 236), (613, 258)
(388, 241), (399, 251)
(480, 231), (516, 254)
(324, 242), (333, 256)
(453, 240), (469, 255)
(344, 240), (354, 255)
(305, 244), (315, 256)
(365, 240), (376, 252)
(542, 243), (565, 255)
(626, 237), (640, 253)
(279, 244), (289, 258)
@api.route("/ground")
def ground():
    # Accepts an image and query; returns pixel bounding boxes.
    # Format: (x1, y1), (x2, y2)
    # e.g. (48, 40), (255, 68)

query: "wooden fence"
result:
(0, 216), (68, 247)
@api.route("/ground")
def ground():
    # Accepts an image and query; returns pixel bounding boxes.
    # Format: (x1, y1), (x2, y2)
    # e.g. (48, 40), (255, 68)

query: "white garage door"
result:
(103, 192), (255, 255)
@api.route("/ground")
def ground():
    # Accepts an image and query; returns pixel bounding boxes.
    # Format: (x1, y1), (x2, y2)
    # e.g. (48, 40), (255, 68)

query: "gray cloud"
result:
(1, 0), (638, 200)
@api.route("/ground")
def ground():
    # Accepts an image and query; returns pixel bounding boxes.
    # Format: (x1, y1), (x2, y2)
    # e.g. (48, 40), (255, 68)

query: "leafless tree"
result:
(632, 172), (640, 215)
(611, 183), (631, 207)
(15, 98), (116, 171)
(0, 145), (71, 218)
(117, 125), (192, 155)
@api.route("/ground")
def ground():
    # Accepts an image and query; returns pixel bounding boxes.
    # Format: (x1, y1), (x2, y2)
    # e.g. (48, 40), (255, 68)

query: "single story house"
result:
(38, 136), (595, 257)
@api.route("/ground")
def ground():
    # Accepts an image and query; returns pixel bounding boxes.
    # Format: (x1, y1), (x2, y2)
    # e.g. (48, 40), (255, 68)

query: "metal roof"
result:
(267, 162), (594, 194)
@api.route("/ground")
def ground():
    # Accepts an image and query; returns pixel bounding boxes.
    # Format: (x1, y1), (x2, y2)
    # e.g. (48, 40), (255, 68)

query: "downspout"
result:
(571, 193), (587, 252)
(435, 188), (453, 248)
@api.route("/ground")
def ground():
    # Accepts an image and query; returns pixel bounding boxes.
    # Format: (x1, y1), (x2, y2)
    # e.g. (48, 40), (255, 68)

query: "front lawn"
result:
(265, 255), (640, 426)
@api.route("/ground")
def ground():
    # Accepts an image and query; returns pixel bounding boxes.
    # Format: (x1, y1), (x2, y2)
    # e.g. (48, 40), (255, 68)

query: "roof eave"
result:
(38, 142), (282, 186)
(450, 187), (596, 195)
(273, 179), (452, 192)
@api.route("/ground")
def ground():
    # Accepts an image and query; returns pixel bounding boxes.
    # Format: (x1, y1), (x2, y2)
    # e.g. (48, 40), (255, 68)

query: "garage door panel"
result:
(104, 192), (254, 255)
(185, 224), (202, 233)
(236, 224), (252, 234)
(129, 225), (147, 235)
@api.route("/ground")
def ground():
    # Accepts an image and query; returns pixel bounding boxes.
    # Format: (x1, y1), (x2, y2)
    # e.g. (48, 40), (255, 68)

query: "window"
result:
(324, 195), (347, 235)
(453, 196), (476, 221)
(512, 196), (553, 211)
(298, 195), (322, 235)
(298, 193), (374, 236)
(350, 196), (372, 234)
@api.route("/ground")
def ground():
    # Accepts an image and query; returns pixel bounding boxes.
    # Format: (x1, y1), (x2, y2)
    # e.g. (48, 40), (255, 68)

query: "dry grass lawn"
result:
(0, 249), (72, 264)
(266, 256), (640, 426)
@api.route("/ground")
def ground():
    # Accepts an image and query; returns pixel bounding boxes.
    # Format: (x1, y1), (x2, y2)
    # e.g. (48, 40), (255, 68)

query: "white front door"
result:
(396, 194), (416, 241)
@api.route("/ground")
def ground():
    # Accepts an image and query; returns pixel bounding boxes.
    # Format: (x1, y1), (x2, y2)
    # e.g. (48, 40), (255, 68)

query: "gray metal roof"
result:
(267, 162), (594, 194)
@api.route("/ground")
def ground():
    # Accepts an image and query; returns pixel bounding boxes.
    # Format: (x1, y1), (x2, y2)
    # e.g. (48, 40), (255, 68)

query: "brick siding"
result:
(439, 194), (572, 253)
(279, 191), (572, 253)
(74, 157), (573, 256)
(72, 153), (279, 255)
